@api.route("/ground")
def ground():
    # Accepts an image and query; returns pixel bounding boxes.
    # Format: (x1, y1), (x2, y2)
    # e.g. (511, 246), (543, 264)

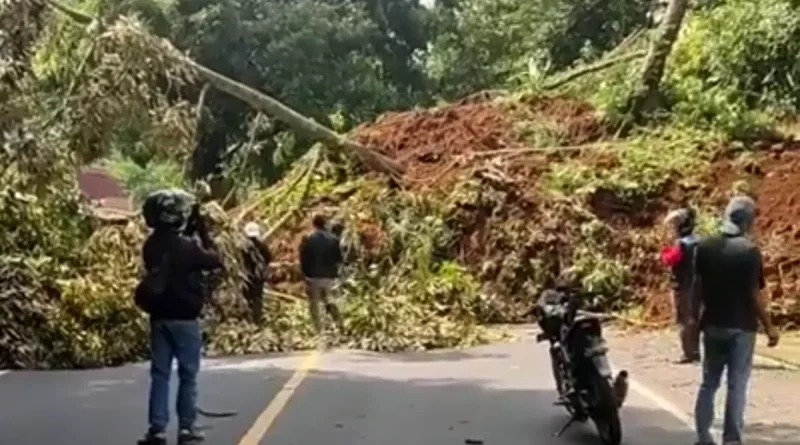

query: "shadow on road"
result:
(264, 359), (694, 445)
(0, 347), (797, 445)
(346, 349), (511, 363)
(0, 357), (297, 445)
(746, 421), (800, 445)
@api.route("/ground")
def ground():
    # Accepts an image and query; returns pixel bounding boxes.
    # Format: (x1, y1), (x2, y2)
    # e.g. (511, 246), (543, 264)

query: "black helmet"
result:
(142, 188), (194, 230)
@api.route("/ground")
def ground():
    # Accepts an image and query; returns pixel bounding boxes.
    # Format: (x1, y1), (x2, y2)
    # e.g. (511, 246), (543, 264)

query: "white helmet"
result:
(244, 222), (262, 239)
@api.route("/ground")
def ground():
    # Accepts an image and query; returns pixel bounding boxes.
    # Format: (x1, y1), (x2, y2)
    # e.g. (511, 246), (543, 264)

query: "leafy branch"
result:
(44, 0), (405, 178)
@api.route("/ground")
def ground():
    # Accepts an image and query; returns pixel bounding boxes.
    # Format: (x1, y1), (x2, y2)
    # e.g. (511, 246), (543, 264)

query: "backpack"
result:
(134, 252), (170, 314)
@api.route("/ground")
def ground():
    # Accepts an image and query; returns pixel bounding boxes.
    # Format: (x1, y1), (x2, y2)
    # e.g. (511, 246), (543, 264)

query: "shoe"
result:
(178, 428), (205, 444)
(138, 429), (167, 445)
(675, 355), (700, 364)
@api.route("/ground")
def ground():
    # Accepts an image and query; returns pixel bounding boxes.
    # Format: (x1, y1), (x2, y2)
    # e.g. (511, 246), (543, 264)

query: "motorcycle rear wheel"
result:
(589, 373), (622, 445)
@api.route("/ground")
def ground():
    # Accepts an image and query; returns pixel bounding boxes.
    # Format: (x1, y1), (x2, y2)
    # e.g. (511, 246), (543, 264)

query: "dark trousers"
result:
(675, 289), (700, 359)
(244, 278), (265, 324)
(679, 322), (701, 359)
(148, 319), (202, 432)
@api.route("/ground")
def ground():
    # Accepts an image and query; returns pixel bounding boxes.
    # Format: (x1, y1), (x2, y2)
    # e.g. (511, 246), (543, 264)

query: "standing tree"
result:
(629, 0), (689, 117)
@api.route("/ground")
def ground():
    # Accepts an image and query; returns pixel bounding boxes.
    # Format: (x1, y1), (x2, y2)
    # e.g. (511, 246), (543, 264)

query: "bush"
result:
(667, 0), (800, 136)
(426, 0), (648, 99)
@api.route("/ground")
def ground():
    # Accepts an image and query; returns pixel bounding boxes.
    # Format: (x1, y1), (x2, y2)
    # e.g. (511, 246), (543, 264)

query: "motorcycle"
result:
(533, 287), (630, 445)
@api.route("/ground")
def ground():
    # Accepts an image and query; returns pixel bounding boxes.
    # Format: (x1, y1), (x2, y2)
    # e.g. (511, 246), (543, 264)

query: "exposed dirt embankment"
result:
(270, 94), (800, 327)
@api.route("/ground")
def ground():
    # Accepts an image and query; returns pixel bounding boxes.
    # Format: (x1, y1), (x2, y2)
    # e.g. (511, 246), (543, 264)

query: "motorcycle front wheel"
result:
(589, 373), (622, 445)
(549, 348), (574, 415)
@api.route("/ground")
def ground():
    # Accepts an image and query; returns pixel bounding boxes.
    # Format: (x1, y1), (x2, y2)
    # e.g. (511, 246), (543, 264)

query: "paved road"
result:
(0, 336), (699, 445)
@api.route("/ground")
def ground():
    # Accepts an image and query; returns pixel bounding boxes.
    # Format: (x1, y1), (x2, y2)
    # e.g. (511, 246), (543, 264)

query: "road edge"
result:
(753, 351), (800, 371)
(620, 362), (788, 442)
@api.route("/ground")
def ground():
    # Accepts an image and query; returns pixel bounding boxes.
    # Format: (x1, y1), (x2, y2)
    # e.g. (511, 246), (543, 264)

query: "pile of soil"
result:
(703, 149), (800, 326)
(281, 94), (800, 326)
(350, 95), (606, 190)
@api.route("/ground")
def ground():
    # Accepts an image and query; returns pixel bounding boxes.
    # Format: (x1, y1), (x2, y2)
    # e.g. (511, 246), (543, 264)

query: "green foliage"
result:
(169, 0), (434, 179)
(107, 153), (185, 204)
(51, 224), (148, 368)
(0, 256), (60, 368)
(0, 184), (94, 262)
(667, 0), (800, 136)
(571, 219), (631, 307)
(340, 260), (495, 352)
(544, 129), (712, 204)
(426, 0), (649, 98)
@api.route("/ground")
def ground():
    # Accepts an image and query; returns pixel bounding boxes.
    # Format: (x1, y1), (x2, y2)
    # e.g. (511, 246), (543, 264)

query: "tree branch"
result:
(45, 0), (405, 178)
(543, 50), (647, 91)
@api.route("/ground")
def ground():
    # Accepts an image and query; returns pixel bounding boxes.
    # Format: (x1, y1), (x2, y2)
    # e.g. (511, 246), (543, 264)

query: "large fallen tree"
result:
(45, 0), (405, 178)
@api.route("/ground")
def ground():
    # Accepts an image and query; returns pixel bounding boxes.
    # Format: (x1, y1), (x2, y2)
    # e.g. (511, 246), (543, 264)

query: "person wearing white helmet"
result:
(242, 221), (271, 324)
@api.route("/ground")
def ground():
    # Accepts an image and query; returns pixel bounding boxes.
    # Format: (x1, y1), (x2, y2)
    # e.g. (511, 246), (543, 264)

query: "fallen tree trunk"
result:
(45, 0), (405, 178)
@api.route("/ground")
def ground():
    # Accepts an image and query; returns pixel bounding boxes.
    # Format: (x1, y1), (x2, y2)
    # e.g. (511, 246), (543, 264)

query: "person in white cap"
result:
(242, 222), (271, 324)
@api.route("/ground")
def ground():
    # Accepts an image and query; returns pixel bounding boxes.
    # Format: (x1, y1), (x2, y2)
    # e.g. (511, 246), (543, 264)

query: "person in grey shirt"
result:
(298, 213), (344, 333)
(691, 195), (779, 445)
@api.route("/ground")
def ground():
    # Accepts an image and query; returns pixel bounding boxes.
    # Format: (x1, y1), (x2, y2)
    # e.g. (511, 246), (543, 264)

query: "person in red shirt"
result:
(661, 206), (701, 364)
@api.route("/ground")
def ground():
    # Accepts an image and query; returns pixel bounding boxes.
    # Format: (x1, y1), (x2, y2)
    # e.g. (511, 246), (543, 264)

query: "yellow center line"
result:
(236, 347), (322, 445)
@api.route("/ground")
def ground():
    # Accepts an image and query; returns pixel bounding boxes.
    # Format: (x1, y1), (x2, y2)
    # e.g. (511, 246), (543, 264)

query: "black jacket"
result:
(142, 230), (223, 320)
(298, 229), (343, 279)
(243, 238), (271, 282)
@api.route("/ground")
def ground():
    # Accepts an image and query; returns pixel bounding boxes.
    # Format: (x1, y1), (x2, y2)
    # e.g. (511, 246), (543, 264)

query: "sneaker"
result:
(138, 430), (167, 445)
(178, 428), (205, 445)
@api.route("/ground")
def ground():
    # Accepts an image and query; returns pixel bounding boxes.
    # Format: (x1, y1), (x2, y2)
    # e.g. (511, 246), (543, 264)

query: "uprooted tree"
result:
(45, 0), (405, 178)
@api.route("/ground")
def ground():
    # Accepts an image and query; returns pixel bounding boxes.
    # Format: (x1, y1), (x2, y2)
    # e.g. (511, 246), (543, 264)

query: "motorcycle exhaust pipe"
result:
(612, 370), (629, 408)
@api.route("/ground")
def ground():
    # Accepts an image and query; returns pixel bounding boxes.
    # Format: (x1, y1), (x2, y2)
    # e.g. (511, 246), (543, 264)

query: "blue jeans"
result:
(694, 326), (756, 444)
(148, 319), (202, 432)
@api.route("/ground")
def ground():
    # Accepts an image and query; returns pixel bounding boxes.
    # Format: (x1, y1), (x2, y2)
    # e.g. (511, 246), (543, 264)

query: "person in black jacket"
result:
(298, 213), (344, 333)
(139, 197), (223, 445)
(242, 222), (271, 324)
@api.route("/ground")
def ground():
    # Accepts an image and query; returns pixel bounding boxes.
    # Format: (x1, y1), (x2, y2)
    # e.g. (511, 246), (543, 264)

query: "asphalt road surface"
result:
(0, 336), (706, 445)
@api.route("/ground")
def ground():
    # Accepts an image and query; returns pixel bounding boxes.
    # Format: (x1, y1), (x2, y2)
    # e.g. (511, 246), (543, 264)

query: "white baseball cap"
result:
(244, 222), (262, 238)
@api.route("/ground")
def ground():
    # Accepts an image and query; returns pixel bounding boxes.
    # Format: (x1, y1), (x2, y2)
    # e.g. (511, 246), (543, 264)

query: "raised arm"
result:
(185, 238), (223, 271)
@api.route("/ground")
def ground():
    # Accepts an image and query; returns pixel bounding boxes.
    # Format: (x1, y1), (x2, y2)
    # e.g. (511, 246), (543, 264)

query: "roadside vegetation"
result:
(2, 0), (800, 369)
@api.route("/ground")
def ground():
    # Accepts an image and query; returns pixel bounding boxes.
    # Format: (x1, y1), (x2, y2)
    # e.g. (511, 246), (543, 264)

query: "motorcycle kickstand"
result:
(554, 416), (577, 437)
